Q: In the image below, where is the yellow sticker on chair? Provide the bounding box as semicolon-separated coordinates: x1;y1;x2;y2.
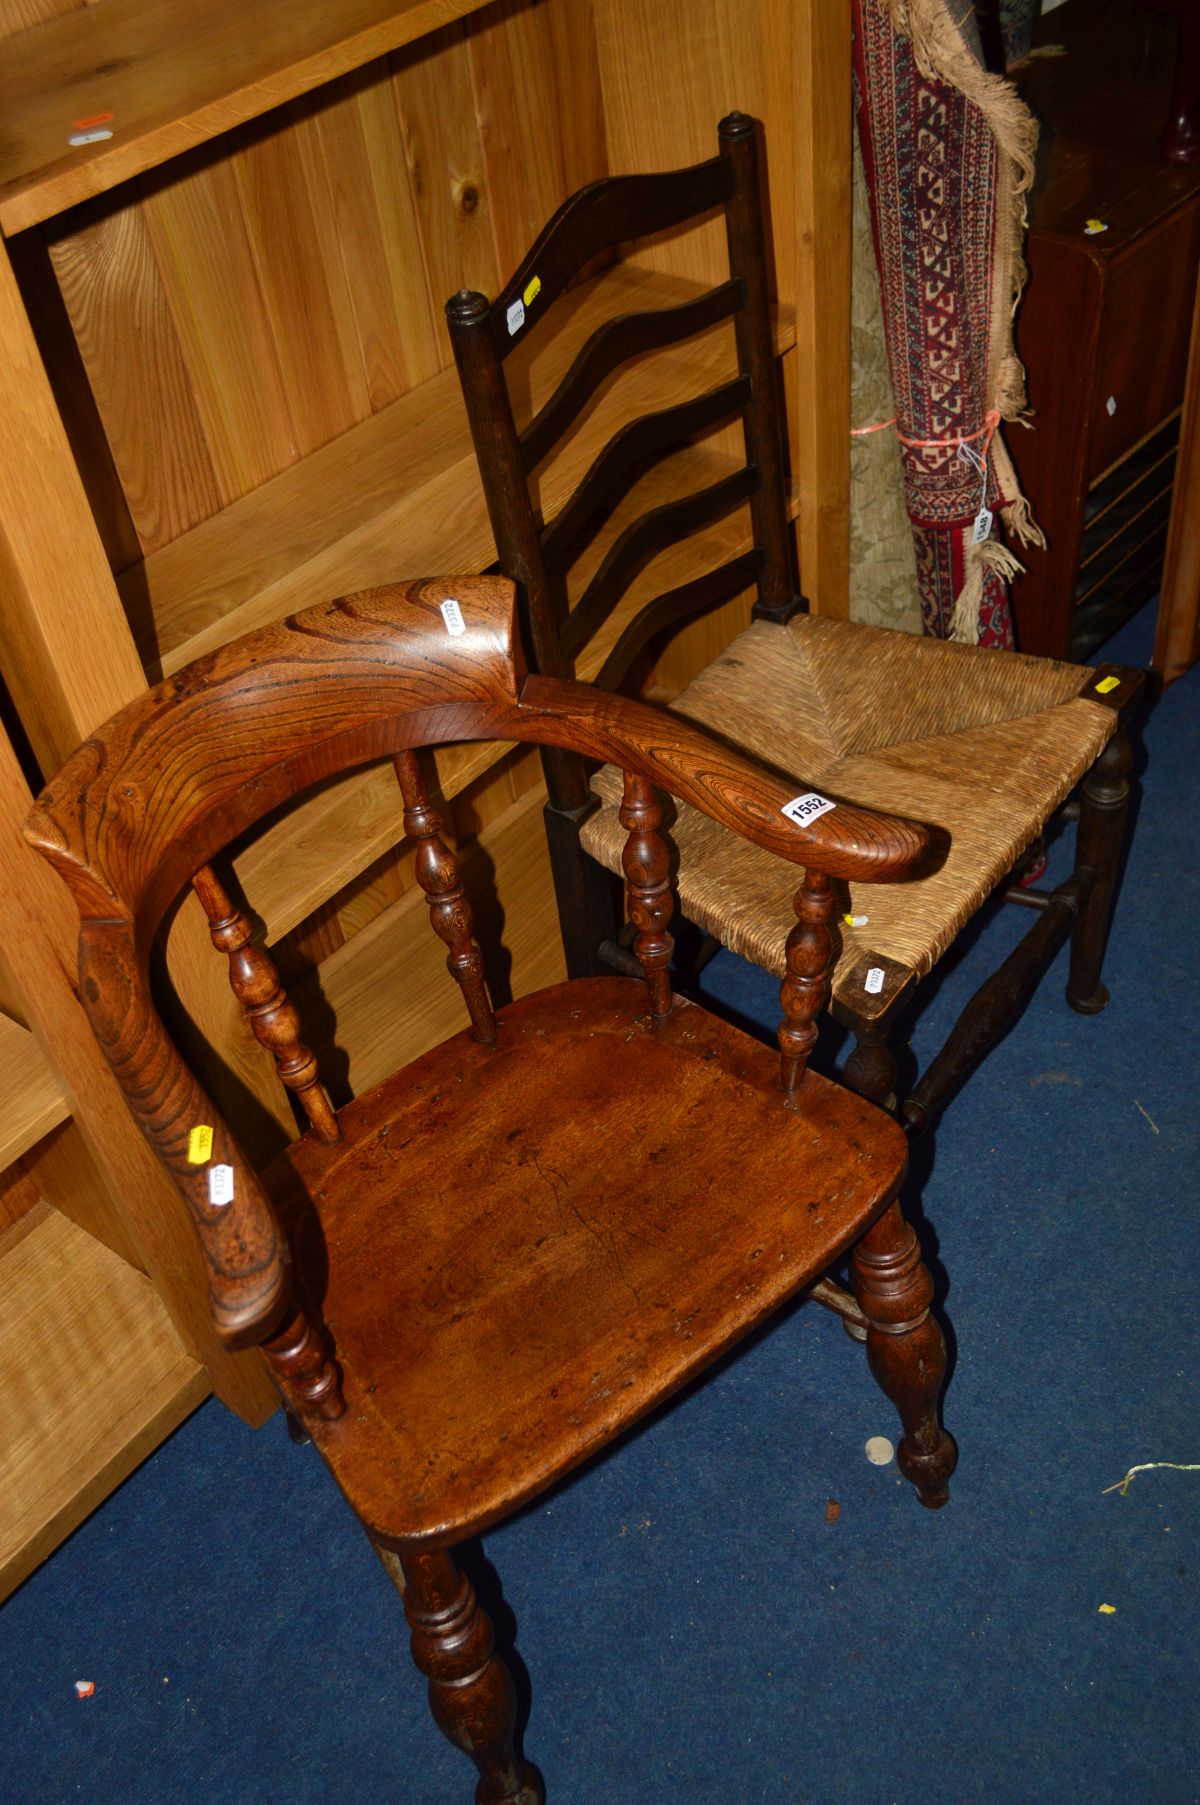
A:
523;274;542;307
187;1124;214;1165
1094;675;1120;694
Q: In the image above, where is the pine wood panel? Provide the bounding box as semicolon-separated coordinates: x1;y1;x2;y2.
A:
131;152;300;515
542;0;608;198
465;0;574;280
0;0;499;234
4;186;141;576
45;196;223;555
44;6;596;559
592;0;768;289
0;1011;70;1172
23;1119;143;1268
390;20;502;362
311;67;442;409
232;101;370;458
788;0;851;617
0;238;149;771
0;0;88;37
0;1203;209;1601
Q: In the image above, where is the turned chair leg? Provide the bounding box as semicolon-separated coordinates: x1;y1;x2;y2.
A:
1067;729;1133;1015
853;1202;956;1510
386;1544;542;1805
843;1021;898;1111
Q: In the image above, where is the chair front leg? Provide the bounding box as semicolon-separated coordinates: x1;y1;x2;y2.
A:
1067;728;1133;1015
853;1202;956;1510
391;1545;542;1805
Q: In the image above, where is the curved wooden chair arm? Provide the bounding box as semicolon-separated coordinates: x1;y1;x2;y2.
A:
515;674;932;883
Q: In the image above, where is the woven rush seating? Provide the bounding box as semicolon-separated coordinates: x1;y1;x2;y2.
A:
582;614;1116;1012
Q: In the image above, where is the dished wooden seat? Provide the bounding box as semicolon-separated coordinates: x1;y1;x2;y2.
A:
582;615;1117;1007
268;977;906;1550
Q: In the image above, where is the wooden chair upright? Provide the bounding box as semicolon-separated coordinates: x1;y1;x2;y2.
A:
28;574;953;1804
447;112;1144;1131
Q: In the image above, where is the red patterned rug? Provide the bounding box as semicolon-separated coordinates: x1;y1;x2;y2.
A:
852;0;1045;646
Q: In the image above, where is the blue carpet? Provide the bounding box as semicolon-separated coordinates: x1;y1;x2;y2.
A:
4;605;1197;1805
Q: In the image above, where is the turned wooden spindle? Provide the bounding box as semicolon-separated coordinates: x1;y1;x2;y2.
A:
401;1550;542;1804
618;771;674;1017
191;864;340;1142
778;868;834;1093
393;751;497;1043
263;1304;345;1423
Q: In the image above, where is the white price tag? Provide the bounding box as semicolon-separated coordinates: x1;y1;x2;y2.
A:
506;297;525;336
781;792;835;827
208;1164;235;1207
864;967;885;996
440;597;466;637
971;507;993;545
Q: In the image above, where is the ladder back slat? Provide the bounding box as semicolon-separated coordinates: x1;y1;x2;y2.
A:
539;376;751;579
593;548;764;693
519;280;744;475
493;156;734;361
562;464;759;665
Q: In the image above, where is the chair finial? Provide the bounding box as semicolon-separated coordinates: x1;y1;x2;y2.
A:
445;289;492;327
719;111;756;141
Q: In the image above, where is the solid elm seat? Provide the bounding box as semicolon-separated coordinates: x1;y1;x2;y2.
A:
582;615;1118;1003
268;977;906;1550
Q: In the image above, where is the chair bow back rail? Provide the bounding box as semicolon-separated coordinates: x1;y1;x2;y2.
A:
27;574;953;1804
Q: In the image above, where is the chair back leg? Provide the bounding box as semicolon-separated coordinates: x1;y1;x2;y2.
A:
1067;728;1134;1015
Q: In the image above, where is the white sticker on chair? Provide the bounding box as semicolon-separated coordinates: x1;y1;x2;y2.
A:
864;967;885;995
208;1164;235;1207
781;792;835;827
440;597;466;636
506;297;525;336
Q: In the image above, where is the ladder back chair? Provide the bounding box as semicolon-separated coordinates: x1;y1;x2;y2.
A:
448;112;1144;1132
29;575;953;1805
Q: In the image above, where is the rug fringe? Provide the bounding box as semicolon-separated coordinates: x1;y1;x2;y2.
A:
950;534;1026;645
1000;494;1047;552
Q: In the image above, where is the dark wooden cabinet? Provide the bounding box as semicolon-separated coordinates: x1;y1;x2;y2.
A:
1009;0;1200;658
